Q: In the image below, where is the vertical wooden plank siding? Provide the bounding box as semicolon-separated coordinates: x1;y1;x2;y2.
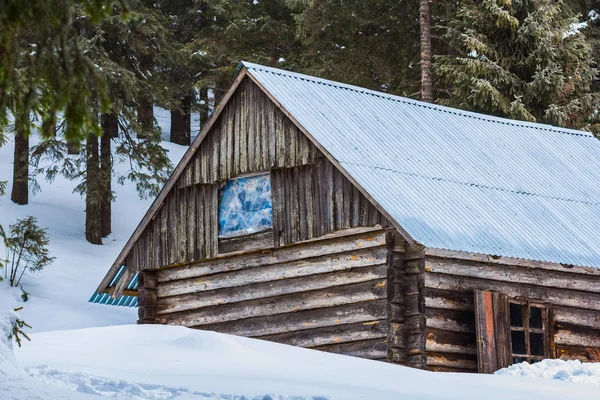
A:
272;160;385;246
176;77;318;189
474;290;498;373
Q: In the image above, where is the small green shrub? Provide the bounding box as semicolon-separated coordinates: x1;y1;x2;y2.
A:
4;216;55;287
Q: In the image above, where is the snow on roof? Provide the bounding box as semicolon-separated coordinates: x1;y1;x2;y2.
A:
243;61;600;268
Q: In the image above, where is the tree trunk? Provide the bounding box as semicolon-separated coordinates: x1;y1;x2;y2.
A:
138;54;154;139
138;97;154;139
170;93;192;146
85;133;102;245
11;126;29;205
419;0;433;103
100;113;117;238
199;87;209;132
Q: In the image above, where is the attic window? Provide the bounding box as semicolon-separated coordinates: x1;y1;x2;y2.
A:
218;173;272;238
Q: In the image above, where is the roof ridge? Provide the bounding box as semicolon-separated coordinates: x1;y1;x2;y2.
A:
342;161;600;207
243;62;594;139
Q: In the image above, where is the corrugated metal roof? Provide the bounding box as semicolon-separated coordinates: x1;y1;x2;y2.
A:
89;267;139;307
243;61;600;268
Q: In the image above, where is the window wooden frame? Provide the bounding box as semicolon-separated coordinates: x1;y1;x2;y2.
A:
508;300;550;364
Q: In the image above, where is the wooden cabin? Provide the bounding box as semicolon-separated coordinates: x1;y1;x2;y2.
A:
92;62;600;373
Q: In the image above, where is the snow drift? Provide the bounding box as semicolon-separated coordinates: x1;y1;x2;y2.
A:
13;324;600;400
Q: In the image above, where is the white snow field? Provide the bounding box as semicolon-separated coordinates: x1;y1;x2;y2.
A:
13;324;600;400
1;132;599;399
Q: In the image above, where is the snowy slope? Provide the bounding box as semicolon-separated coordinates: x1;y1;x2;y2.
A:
0;133;187;332
14;324;600;400
0;289;99;400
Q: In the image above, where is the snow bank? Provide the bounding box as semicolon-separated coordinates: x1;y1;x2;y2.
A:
0;287;98;399
14;324;599;400
496;359;600;385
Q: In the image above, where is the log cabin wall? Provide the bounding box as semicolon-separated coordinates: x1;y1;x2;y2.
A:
123;75;397;359
417;250;600;372
153;228;391;360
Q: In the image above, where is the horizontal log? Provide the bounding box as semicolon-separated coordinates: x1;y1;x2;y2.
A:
198;299;387;337
218;230;274;254
425;259;600;294
555;345;599;362
258;320;387;348
157;279;387;327
157;230;386;282
425;308;475;334
425;248;600;276
425;328;477;355
554;327;600;348
301;226;387;243
157;265;387;314
158;247;387;297
314;338;387;360
424;273;600;311
425;365;477;373
426;353;478;370
553;306;600;330
423;288;474;312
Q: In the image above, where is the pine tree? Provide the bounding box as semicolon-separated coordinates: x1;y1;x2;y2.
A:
158;0;208;146
29;2;173;244
293;0;422;96
5;216;55;287
436;0;600;131
0;1;130;143
194;0;303;100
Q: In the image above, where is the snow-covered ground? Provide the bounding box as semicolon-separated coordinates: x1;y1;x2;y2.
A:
1;131;600;399
13;324;600;400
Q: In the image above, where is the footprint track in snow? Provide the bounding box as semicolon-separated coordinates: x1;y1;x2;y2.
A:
26;366;328;400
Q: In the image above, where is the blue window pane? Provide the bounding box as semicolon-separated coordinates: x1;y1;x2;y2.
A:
218;174;272;238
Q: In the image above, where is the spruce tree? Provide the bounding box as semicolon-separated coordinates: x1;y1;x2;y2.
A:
293;0;422;96
194;0;303;100
30;1;173;244
436;0;599;131
0;1;129;143
157;0;209;146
